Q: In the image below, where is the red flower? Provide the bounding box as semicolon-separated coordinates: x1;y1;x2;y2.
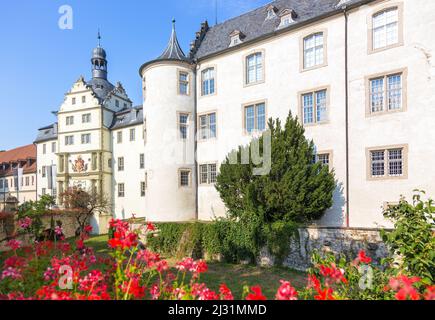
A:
276;280;298;300
146;222;156;232
219;284;234;300
314;287;335;300
424;286;435;301
246;286;267;300
387;275;421;300
7;239;22;251
354;250;372;265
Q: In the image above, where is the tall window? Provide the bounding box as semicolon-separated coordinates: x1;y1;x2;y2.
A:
51;142;56;153
303;33;324;69
82;113;91;123
369;73;403;114
118;183;125;197
130;128;136;141
65;135;74;145
179;170;191;187
246;52;263;84
199;113;217;140
43;144;46;154
178;113;189;140
118;157;124;171
199;164;217;185
301;89;328;125
81;133;91;144
82;96;86;103
244;103;266;134
66;116;74;126
140;182;146;197
369;147;406;179
0;180;3;189
202;68;215;96
117;131;123;144
372;7;399;51
72;97;76;105
179;72;189;95
42;166;46;178
139;154;145;169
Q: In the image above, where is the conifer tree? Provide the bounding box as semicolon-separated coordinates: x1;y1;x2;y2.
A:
216;111;336;223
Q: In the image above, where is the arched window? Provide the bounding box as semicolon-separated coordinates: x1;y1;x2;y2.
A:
201;68;215;96
372;7;399;50
303;32;324;69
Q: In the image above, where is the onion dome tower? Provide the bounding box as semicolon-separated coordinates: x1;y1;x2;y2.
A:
139;20;196;222
88;31;115;101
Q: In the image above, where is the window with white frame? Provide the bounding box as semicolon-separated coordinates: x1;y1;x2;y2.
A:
178;113;189;140
244;103;266;134
82;113;91;123
199;112;216;140
139;154;145;169
42;166;46;178
370;148;405;178
302;89;328;125
130;128;136;141
51;142;56;153
65;135;74;145
81;133;91;144
66;116;74;126
118;157;124;171
246;52;263;84
118;183;125;197
303;33;324;69
72;97;76;105
199;163;217;185
140;182;146;197
179;72;189;95
117;131;123;144
372;7;399;50
314;153;331;170
370;73;403;114
82;96;86;104
202;68;215;96
43;144;46;154
179;169;191;187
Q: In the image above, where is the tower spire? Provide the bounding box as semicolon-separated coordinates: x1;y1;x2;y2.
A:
91;30;108;79
97;29;101;47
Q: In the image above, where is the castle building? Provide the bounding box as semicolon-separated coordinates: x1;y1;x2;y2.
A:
35;0;435;232
0;145;37;210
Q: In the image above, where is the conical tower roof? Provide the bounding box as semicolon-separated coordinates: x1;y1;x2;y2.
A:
158;19;189;61
139;20;191;76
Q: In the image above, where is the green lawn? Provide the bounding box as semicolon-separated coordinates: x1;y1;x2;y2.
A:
85;235;307;299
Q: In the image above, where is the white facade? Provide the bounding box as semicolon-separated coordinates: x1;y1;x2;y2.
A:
33;0;435;232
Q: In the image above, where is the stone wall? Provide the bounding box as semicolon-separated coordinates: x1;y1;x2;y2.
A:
258;227;390;271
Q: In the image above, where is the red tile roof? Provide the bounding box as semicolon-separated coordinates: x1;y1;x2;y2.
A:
0;144;36;177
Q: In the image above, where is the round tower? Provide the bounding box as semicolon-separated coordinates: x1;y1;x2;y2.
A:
139;20;196;222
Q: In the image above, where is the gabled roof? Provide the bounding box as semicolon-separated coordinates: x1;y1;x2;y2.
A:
0;145;37;177
34;123;58;144
110;105;143;130
193;0;375;59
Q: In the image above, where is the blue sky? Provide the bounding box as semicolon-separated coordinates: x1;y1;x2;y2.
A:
0;0;269;151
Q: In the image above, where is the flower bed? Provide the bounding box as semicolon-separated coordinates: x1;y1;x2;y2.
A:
0;219;433;300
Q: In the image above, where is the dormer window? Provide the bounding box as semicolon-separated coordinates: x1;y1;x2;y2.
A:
266;5;278;20
229;30;245;47
278;9;297;28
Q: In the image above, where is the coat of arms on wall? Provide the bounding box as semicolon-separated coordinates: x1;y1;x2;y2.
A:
72;156;88;173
